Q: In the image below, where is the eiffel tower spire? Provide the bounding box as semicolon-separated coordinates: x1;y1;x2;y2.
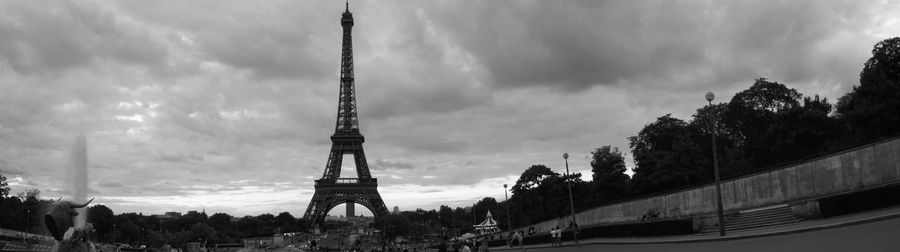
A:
335;0;358;135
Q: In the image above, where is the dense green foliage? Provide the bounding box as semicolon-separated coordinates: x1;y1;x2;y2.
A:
586;146;630;205
837;37;900;142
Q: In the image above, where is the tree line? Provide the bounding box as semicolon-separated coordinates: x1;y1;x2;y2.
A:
0;189;309;247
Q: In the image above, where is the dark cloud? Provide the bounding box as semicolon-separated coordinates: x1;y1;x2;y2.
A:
0;160;26;176
0;0;168;75
112;0;336;80
423;0;878;91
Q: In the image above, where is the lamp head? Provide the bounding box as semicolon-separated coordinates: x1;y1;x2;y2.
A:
563;153;569;159
705;92;715;102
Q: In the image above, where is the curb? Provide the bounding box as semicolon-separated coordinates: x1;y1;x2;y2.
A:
489;210;900;250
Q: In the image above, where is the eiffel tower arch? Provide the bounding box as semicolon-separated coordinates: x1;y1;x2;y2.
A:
302;2;389;227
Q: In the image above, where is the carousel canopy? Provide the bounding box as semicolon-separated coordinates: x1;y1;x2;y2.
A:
474;211;499;230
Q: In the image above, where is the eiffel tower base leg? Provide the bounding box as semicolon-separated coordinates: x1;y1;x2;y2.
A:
302;180;389;228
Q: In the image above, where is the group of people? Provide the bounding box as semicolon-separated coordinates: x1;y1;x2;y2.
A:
548;226;563;247
439;238;489;252
441;224;579;251
462;238;491;252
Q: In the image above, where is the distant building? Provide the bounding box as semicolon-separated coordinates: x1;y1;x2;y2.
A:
392;206;399;214
152;211;182;221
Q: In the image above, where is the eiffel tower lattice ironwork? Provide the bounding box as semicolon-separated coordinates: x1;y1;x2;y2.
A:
302;2;389;226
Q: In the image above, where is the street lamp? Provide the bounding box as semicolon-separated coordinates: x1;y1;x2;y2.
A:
438;210;444;241
503;184;511;233
563;153;579;245
471;203;476;233
706;92;726;236
25;209;30;235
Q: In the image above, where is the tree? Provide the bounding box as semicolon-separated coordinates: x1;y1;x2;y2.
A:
769;95;844;161
837;37;900;141
377;214;411;245
190;223;217;243
0;196;23;231
587;146;630;204
690;103;751;178
116;220;142;244
0;170;8;199
274;212;296;233
88;205;115;242
16;188;41;201
235;216;265;238
724;78;802;168
511;165;559;195
629;114;708;195
207;213;235;242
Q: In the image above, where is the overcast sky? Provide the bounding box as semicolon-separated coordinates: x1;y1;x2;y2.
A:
1;0;898;217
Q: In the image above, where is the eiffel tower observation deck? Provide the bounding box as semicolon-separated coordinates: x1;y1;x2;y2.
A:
302;2;389;227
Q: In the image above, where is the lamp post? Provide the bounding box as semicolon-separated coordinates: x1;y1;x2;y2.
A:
706;92;726;236
563;153;579;244
438;209;444;241
25;209;30;234
503;184;511;234
472;203;476;233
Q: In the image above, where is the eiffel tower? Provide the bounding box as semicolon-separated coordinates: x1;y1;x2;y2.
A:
302;2;389;226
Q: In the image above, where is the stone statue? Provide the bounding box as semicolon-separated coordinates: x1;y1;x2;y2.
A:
44;198;94;241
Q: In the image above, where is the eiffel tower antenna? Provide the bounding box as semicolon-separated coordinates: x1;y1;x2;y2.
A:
303;2;389;229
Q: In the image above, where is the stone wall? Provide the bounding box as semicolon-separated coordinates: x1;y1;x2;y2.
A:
517;136;900;233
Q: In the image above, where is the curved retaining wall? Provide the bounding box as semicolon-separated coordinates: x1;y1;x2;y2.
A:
518;136;900;233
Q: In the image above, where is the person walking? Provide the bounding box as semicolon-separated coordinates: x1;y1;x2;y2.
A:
551;227;561;247
512;231;525;252
548;227;555;247
567;221;581;246
478;238;490;252
461;242;471;252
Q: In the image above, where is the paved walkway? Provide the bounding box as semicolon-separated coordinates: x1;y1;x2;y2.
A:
489;205;900;250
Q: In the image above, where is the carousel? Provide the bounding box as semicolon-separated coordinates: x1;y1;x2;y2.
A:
473;211;501;235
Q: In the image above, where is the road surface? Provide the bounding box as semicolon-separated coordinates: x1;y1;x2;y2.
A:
497;216;900;252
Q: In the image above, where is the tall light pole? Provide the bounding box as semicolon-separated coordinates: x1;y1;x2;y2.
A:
472;203;476;233
25;209;30;235
563;153;579;244
503;184;511;234
706;92;726;236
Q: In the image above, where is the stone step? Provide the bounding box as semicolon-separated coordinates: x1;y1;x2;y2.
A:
727;216;801;227
697;220;804;235
700;205;805;234
731;212;794;220
734;210;795;220
725;217;802;230
737;207;793;217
